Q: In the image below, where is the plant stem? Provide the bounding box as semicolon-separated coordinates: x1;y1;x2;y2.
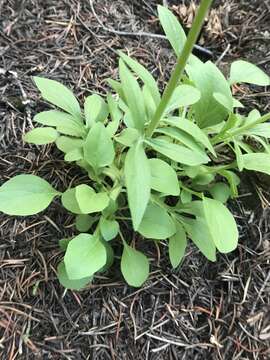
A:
213;112;270;145
146;0;213;137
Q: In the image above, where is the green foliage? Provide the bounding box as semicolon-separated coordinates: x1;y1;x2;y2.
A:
169;222;187;268
229;60;270;86
1;3;270;289
23;127;59;145
124;142;151;230
121;242;149;287
64;233;106;279
0;175;59;215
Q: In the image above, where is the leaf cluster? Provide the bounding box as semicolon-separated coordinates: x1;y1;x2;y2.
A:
1;6;270;289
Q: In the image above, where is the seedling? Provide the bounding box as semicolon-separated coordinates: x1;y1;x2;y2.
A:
1;0;270;289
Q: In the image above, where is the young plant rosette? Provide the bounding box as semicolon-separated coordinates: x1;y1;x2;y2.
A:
0;1;270;289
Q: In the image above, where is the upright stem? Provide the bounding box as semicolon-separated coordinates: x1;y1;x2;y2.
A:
146;0;213;137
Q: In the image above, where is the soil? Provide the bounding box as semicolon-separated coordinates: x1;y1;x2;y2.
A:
0;0;270;359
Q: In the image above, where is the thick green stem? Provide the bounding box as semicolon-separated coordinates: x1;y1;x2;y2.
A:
146;0;213;137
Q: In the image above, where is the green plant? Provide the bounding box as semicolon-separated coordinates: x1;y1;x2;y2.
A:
1;0;270;289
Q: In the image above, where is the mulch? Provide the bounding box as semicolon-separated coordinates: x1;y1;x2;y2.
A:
0;0;270;359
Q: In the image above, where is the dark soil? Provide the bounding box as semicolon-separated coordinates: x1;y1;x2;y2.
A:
0;1;270;359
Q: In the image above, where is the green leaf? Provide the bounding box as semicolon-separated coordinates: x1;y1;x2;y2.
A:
158;5;186;57
23;127;58;145
121;243;149;287
192;172;215;186
83;122;115;170
245;123;270;138
75;184;109;214
138;202;176;240
165;85;201;113
34;110;85;137
115;128;140;147
186;61;233;128
146;138;209;166
33;77;81;120
100;217;119;241
213;92;234;111
143;85;157;120
164;117;216;156
209;183;231;203
106;94;121;136
119;51;160;105
219;170;240;198
75;214;95;232
149;158;179;195
234;141;244;171
246;109;261;125
64;148;83;162
0;175;59;216
182;217;216;261
84;94;109;127
230;60;270;86
59;238;72;251
100;242;115;272
56;136;84;154
124;142;151;230
169;222;187;268
156;127;206;154
61;188;82;214
203;197;238;253
119;59;146;132
242;153;270;175
180;189;192;204
64;233;107;279
107;79;126;101
57;261;92;290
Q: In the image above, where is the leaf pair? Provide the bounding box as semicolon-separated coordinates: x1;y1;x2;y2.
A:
180;198;238;260
62;184;109;214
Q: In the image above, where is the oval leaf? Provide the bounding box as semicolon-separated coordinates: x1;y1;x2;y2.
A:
0;175;59;216
209;183;231;203
64;233;107;279
183;217;216;261
149;158;180;196
75;214;95;232
61;188;82;214
242;153;270;175
186;61;233;128
158;5;186;56
146;138;209;166
56;136;84;154
124;142;151;230
57;261;92;290
34;110;85;137
33;77;81;120
100;217;119;241
169;222;187;268
84;94;109;127
121;243;149;287
119;60;146;132
23;127;58;145
230;60;270;86
75;184;109;214
166;85;201;113
203;197;238;253
83;122;115;170
138;202;176;240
